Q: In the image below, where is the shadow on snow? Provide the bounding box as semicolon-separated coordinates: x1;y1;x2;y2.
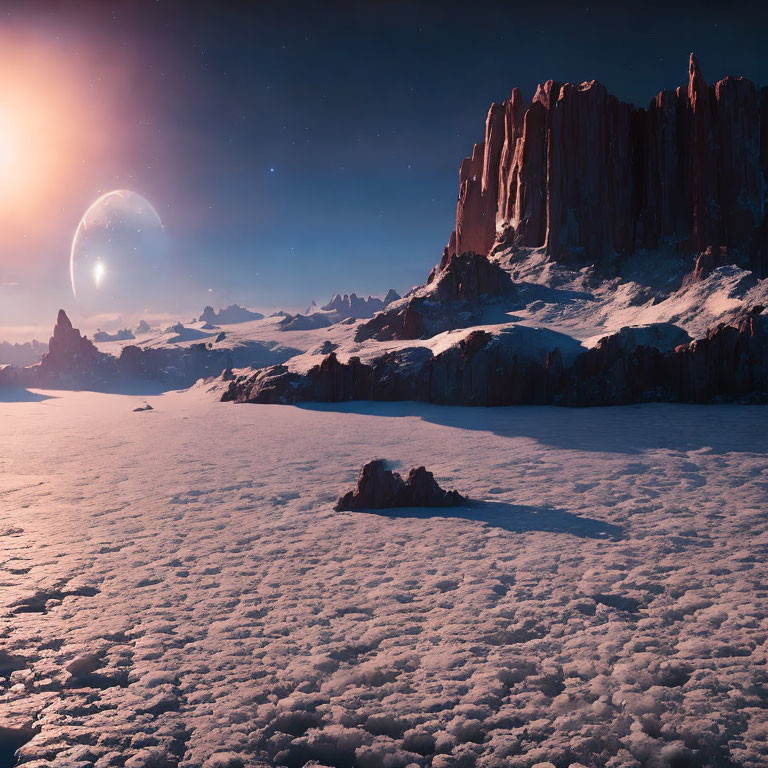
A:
0;388;58;403
297;400;767;455
348;500;623;540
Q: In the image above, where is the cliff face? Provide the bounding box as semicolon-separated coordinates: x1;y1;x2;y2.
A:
449;55;768;276
222;309;768;408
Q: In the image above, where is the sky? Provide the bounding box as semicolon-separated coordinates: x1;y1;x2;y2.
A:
2;0;768;339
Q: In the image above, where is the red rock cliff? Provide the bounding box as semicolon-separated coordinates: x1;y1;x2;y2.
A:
449;55;768;275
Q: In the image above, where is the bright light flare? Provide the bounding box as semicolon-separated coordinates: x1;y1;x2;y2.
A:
93;260;105;287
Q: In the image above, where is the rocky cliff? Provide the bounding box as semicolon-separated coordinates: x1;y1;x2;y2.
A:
222;308;768;408
449;55;768;276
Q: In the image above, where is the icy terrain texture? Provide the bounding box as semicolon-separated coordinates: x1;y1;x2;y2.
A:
1;389;767;767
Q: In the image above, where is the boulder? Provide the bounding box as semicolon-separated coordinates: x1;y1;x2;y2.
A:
335;460;468;511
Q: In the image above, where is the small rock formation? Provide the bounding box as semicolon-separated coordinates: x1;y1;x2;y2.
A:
427;250;515;301
315;340;338;355
448;55;768;277
164;323;212;343
320;290;400;320
356;252;513;342
691;246;732;281
133;404;153;412
199;304;264;324
135;319;152;334
335;459;468;510
93;328;135;342
277;313;333;331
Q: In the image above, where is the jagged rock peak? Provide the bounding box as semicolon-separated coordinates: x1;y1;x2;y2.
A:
49;310;91;353
42;309;101;374
688;52;703;100
449;55;768;277
53;309;73;334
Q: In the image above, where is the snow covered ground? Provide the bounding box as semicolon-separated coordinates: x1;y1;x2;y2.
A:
1;389;767;767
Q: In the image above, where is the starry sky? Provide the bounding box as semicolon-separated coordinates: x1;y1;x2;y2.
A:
2;0;768;337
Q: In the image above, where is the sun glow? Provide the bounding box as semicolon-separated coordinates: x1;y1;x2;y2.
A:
0;26;122;260
0;116;17;182
0;57;76;216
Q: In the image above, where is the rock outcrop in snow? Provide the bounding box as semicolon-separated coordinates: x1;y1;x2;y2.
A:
321;290;400;319
93;328;135;343
335;459;467;510
222;310;768;407
38;310;109;384
562;310;768;405
449;55;768;277
278;313;333;331
199;304;264;324
278;290;402;332
356;252;514;342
